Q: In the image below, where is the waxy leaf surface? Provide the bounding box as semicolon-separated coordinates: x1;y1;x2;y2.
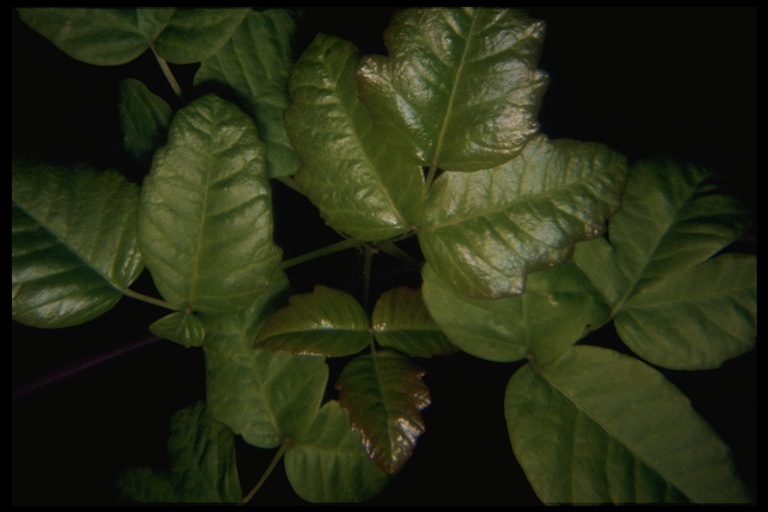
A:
119;78;172;164
137;94;282;314
337;351;430;474
254;286;370;357
119;402;242;503
12;162;143;328
195;9;300;178
358;7;548;171
149;311;205;348
203;273;328;449
419;135;627;299
18;8;248;66
371;286;457;357
505;346;750;504
285;34;424;241
285;401;390;503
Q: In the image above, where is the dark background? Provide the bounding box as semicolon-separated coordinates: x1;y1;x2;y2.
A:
12;7;756;505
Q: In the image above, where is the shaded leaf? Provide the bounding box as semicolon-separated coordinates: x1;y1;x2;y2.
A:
137;94;282;314
285;401;390;503
119;402;242;503
255;285;371;357
119;78;172;164
12;161;143;328
195;9;300;178
422;262;609;364
504;346;750;504
358;7;548;171
337;351;430;474
371;286;457;357
419;135;627;299
202;273;329;449
149;311;205;348
285;33;424;241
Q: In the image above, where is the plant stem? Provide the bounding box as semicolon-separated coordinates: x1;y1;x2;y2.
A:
376;240;422;270
362;243;377;315
280;238;364;270
152;48;184;102
120;287;178;311
239;443;288;506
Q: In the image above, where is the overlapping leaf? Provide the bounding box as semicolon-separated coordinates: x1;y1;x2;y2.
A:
202;273;329;449
285;34;425;241
118;402;242;503
371;286;457;357
337;351;430;474
12;161;143;328
17;8;248;66
419;135;627;299
422;262;610;364
505;346;750;504
195;9;300;178
358;7;548;172
149;311;205;348
285;401;390;503
137;94;282;314
254;286;371;357
119;78;172;164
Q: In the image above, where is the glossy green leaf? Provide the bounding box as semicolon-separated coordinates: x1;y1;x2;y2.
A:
149;311;205;348
285;34;424;241
203;273;329;449
371;286;457;357
358;7;548;171
195;9;300;178
152;9;250;64
505;346;750;504
422;262;610;364
12;161;143;328
419;135;627;299
255;285;371;357
137;94;282;314
119;402;242;503
119;78;172;164
574;160;755;369
285;401;390;503
337;351;430;474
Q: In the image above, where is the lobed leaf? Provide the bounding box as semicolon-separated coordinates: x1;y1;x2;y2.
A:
118;78;173;164
12;161;143;328
285;33;425;241
285;401;390;503
149;311;205;348
505;346;751;504
371;286;457;357
137;94;282;314
254;286;371;357
358;7;548;172
419;135;627;299
336;351;430;474
195;9;300;178
118;402;242;503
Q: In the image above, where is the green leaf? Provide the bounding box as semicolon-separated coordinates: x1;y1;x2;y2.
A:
419;135;627;299
119;78;173;164
371;286;457;357
12;161;143;328
358;7;548;172
504;346;751;504
195;9;300;178
337;351;430;474
574;160;755;369
422;262;610;364
137;94;282;314
285;401;390;503
149;311;205;348
285;34;425;241
202;273;329;449
118;402;242;503
254;285;371;357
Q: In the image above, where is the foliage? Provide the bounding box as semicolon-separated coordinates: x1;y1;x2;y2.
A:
12;7;755;505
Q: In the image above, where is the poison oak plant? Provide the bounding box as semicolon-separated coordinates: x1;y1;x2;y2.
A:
12;7;756;505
